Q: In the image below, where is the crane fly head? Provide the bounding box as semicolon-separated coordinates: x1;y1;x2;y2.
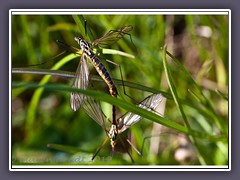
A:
74;37;91;51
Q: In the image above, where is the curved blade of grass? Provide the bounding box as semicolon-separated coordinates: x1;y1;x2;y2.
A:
12;67;76;79
162;47;191;129
166;50;226;132
72;15;94;42
162;46;207;165
101;48;135;59
12;67;222;122
12;67;165;94
47;23;77;32
24;54;77;143
13;81;226;143
215;89;228;101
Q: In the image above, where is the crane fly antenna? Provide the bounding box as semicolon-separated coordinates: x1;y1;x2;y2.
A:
26;50;69;67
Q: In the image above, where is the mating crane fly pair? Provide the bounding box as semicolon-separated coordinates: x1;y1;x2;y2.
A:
66;25;165;161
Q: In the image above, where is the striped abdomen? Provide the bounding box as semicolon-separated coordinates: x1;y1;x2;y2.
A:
77;38;118;97
90;55;118;97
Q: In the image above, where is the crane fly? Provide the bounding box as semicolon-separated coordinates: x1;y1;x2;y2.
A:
67;25;133;111
81;93;165;162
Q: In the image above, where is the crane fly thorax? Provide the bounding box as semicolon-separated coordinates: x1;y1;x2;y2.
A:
108;124;118;141
108;124;118;148
80;39;92;56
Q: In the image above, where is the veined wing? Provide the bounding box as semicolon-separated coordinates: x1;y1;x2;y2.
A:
82;95;106;129
70;54;89;111
91;25;133;47
117;93;165;134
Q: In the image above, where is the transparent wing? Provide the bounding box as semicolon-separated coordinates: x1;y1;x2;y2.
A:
70;54;89;111
91;25;133;48
82;96;106;128
117;93;165;134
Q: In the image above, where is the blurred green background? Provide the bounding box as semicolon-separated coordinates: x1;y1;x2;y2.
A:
11;14;229;166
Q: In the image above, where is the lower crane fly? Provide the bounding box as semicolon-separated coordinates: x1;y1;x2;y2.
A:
81;93;165;162
67;25;133;111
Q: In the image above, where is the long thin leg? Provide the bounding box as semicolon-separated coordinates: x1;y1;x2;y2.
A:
140;132;184;156
126;139;141;156
92;136;109;161
105;59;139;104
118;136;134;163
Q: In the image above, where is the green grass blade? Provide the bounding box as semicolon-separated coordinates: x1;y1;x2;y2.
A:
24;54;77;144
13;81;226;143
72;15;94;41
162;46;207;165
166;50;226;132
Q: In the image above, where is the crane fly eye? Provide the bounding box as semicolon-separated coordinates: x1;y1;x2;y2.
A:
74;37;81;44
